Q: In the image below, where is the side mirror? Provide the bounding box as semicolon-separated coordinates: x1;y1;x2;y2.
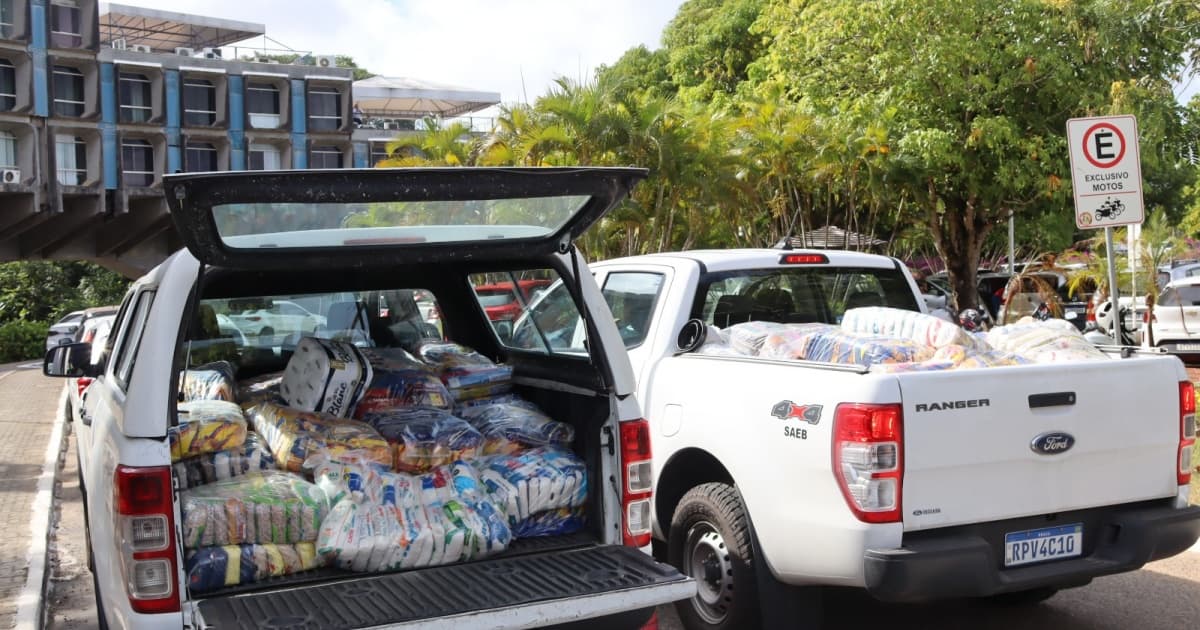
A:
676;319;708;354
43;342;97;378
66;325;80;334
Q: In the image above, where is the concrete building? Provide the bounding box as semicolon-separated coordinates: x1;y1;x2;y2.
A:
0;1;499;275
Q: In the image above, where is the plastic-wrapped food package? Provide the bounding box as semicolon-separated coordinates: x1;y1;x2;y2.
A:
985;320;1107;362
513;506;586;538
360;407;483;473
956;350;1033;369
760;326;935;366
281;337;373;418
180;471;330;549
238;372;284;410
309;452;385;505
181;361;237;402
173;433;276;489
867;344;1030;373
247;401;392;473
186;542;322;594
458;400;574;455
170;400;248;462
841;307;989;351
414;342;513;401
355;348;453;415
448;461;513;556
478;448;587;535
726;321;789;355
419;465;510;562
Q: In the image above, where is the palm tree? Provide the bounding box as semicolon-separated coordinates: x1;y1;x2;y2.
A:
379;118;477;167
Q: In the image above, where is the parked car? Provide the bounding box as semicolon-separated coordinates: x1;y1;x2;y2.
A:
43;167;693;629
474;279;553;322
226;298;326;338
45;310;85;351
66;314;116;425
1144;277;1200;357
562;248;1197;629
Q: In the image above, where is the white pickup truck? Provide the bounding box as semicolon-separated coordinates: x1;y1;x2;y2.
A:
43;167;693;629
555;247;1200;629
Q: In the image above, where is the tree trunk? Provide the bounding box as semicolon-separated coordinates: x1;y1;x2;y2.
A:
928;185;995;315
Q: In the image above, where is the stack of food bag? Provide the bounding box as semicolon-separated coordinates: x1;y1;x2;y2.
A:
173;433;276;489
186;542;322;594
868;343;1031;373
758;324;935;366
170;400;248;462
181;361;238;402
180;470;331;591
281;338;373;418
358;407;483;472
315;460;512;572
985;319;1108;362
457;397;574;455
352;348;453;419
478;447;588;537
841;307;988;351
246;401;392;472
726;321;789;355
414;342;513;402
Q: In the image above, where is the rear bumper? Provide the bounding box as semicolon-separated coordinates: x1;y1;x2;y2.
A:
864;502;1200;603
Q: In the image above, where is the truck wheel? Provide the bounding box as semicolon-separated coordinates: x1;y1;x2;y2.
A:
669;483;760;630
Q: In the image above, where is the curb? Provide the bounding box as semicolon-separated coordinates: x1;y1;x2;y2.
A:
14;387;68;630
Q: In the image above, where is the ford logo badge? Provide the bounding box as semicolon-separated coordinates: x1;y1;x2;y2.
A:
1031;432;1075;455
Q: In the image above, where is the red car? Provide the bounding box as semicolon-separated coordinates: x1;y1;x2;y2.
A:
474;279;552;322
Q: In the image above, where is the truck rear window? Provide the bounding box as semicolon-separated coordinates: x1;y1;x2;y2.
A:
696;266;919;328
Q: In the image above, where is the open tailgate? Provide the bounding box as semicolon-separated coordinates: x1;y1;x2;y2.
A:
898;355;1186;532
195;545;691;629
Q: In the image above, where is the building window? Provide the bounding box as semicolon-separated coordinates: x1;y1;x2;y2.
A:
307;86;341;131
118;73;152;123
183;78;216;126
0;0;14;39
56;135;86;185
0;58;13;111
0;130;15;170
310;145;342;169
121;138;153;186
369;141;389;166
185;141;217;172
52;65;84;117
248;143;280;170
246;82;280;129
50;0;81;48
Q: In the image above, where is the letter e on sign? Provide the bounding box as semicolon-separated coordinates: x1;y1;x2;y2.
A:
1066;115;1144;230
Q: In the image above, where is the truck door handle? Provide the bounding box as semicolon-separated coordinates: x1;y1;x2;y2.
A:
1029;392;1076;408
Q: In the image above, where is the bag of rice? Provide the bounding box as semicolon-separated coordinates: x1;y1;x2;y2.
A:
170;400;247;462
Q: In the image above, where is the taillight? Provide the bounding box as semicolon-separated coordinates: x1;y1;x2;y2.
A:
75;376;94;398
1179;382;1195;486
82;328;97;344
619;419;653;547
833;403;903;523
1086;300;1096;322
115;465;179;613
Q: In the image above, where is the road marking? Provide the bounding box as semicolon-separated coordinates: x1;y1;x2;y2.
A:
17;362;40;370
14;389;67;630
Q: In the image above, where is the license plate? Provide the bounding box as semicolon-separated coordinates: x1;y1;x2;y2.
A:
1176;344;1200;351
1003;524;1082;567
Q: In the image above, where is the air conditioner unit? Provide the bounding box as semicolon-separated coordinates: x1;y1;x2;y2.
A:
130;44;151;53
315;54;337;69
175;47;195;57
202;47;222;59
110;38;127;50
1;169;21;184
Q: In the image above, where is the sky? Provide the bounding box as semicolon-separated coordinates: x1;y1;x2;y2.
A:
156;0;686;108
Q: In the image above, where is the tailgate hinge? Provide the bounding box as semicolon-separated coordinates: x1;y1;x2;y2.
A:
601;425;615;456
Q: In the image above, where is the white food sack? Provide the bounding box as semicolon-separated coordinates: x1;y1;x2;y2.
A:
281;337;374;418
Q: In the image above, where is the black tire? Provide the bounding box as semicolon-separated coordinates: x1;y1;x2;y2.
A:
978;587;1059;607
668;483;760;630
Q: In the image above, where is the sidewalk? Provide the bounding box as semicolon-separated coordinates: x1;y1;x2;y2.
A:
0;368;65;628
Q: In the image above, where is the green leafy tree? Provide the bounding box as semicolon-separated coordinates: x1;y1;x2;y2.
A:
749;0;1200;310
662;0;767;104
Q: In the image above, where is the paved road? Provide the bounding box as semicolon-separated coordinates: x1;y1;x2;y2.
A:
24;363;1200;629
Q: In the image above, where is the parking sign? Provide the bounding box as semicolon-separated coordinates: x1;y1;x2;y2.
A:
1066;115;1144;230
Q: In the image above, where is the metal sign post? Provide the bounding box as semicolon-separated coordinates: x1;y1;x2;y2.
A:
1066;115;1145;344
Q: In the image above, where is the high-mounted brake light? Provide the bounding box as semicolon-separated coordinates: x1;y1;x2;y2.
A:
833;403;903;523
780;253;829;265
1179;382;1195;486
620;419;653;548
115;465;179;614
